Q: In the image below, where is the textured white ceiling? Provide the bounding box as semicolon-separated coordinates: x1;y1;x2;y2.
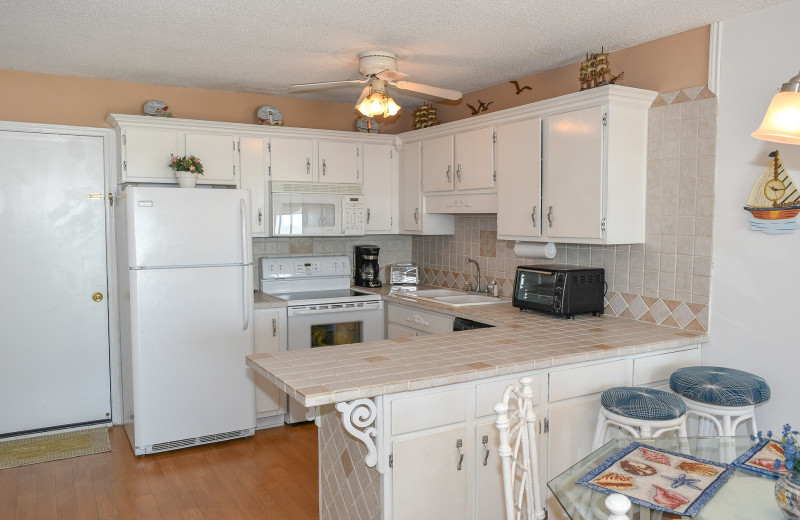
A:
0;0;788;108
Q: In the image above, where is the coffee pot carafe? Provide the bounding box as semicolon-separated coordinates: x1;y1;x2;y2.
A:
354;245;381;288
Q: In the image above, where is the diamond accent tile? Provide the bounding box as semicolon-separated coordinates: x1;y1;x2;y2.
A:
629;296;649;319
671;302;695;329
650;299;671;323
609;293;628;315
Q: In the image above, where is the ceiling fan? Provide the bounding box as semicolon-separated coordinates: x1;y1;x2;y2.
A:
289;51;463;117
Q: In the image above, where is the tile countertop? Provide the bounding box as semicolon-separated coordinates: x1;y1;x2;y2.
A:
246;285;707;407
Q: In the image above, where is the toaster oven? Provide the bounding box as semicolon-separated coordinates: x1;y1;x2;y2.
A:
512;266;605;318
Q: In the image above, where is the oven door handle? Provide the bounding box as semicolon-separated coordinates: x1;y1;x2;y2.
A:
289;302;382;315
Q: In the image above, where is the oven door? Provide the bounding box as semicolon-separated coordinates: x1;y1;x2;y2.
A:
284;300;384;423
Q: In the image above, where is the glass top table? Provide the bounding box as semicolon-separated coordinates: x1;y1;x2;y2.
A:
548;437;784;519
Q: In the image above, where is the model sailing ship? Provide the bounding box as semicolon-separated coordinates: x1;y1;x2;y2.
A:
580;48;624;90
744;150;800;234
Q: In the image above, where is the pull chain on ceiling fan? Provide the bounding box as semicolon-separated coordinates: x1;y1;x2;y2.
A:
289;51;462;118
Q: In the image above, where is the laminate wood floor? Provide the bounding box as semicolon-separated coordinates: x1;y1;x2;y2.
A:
0;424;319;520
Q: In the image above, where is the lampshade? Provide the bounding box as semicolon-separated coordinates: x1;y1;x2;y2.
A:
752;71;800;145
356;80;401;118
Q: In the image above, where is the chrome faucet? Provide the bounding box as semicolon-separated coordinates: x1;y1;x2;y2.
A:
465;258;482;293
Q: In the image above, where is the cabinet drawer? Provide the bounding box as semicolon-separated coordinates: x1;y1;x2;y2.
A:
633;348;701;386
392;388;467;435
387;304;454;335
476;374;541;418
549;360;628;402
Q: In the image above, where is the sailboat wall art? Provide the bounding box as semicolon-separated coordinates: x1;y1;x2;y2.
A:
744;150;800;234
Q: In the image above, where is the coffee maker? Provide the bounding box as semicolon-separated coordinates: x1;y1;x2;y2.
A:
354;245;381;287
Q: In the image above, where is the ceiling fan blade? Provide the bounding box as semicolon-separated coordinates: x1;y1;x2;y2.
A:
289;79;368;91
355;85;371;107
392;81;462;100
375;69;409;82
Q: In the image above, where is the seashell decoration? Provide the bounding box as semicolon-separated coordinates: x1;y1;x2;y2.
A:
143;100;172;117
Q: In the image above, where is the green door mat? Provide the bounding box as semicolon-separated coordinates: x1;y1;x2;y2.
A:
0;427;110;469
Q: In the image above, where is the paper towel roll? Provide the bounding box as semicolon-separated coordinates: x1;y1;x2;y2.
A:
513;241;557;259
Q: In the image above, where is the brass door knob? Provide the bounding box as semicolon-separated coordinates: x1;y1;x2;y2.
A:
92;292;104;302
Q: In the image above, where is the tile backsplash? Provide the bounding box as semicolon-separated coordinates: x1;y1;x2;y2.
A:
411;86;716;332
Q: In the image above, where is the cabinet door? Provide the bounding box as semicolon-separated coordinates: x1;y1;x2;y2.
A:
319;140;360;184
421;134;454;192
475;421;505;520
270;137;314;182
362;143;394;232
544;106;604;239
239;136;267;236
454;127;495;191
185;133;237;183
122;128;180;182
393;425;468;520
399;142;422;232
253;308;286;417
496;118;542;238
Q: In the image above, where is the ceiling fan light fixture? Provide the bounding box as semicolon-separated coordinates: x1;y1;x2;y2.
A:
356;84;401;118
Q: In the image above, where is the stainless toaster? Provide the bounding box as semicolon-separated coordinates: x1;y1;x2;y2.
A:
390;264;419;285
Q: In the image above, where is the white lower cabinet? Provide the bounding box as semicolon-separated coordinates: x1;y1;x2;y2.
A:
253;308;287;420
392;425;469;520
386;303;455;338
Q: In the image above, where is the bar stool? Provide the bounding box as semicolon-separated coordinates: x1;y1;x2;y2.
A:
592;386;688;450
669;366;771;437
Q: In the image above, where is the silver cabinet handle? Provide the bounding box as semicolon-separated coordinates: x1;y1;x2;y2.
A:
272;318;277;337
456;439;464;471
306;157;311;175
366;208;371;224
322;158;327;176
547;206;554;228
456;164;462;183
446;165;452;183
413;208;419;223
258;209;263;225
531;205;537;228
482;435;490;466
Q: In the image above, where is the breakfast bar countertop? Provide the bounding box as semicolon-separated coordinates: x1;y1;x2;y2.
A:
246;285;707;407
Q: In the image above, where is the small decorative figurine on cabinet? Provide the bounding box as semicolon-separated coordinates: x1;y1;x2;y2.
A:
257;105;284;126
143;100;172;117
579;48;624;90
412;104;440;129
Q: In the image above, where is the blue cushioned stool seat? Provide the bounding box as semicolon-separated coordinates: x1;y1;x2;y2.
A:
601;387;687;421
592;386;689;450
669;366;771;406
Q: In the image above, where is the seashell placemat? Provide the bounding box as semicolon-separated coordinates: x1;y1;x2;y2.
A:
733;439;788;479
576;442;735;517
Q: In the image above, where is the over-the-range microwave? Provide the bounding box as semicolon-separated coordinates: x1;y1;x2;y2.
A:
271;182;365;236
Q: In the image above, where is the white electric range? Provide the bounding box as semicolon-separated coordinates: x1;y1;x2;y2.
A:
259;255;384;423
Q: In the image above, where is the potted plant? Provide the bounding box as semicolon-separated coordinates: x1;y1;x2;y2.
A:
168;155;204;188
757;425;800;519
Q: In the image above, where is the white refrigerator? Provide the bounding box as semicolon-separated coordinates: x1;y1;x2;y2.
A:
117;187;255;455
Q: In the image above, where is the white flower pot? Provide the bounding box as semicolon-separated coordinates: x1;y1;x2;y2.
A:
175;171;198;188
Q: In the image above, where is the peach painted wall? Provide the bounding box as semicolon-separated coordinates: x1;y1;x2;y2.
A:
0;26;706;135
0;68;414;133
433;26;710;124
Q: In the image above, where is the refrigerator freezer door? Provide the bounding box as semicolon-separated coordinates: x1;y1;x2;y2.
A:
127;265;255;450
127;187;252;268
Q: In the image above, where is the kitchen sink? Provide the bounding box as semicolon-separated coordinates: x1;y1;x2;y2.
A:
432;294;506;306
409;289;466;297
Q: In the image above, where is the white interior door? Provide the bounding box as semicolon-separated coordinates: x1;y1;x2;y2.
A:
0;130;111;436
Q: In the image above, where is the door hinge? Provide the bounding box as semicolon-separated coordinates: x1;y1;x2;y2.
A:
267;141;271;153
601;217;607;231
122;134;126;145
390;149;393;159
123;160;127;172
233;165;236;176
493;171;497;182
357;148;360;157
492;131;497;143
237;139;240;152
108;193;114;206
233;141;236;151
544;417;550;433
268;165;272;177
602;113;608;127
389;453;393;468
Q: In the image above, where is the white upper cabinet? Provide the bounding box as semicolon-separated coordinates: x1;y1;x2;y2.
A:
239;136;268;237
119;128;180;183
184;133;238;183
318;140;361;184
496;117;543;239
544;106;604;240
269;137;314;182
421;128;495;193
399;142;454;235
362;143;394;233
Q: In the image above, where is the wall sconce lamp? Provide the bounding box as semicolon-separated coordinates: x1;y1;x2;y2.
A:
752;71;800;144
356;79;400;118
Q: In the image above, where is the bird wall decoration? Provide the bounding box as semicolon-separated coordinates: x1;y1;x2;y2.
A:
510;80;532;95
466;99;493;115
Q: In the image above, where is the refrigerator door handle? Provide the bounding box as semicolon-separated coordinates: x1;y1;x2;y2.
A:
240;199;248;264
242;265;250;331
